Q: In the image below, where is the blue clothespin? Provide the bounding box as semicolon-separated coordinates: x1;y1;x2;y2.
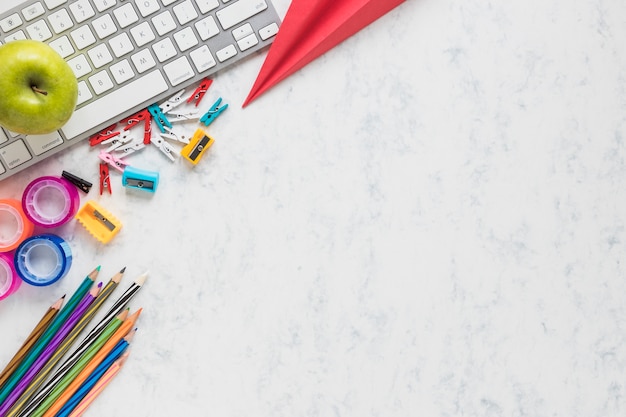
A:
147;103;172;133
199;97;228;127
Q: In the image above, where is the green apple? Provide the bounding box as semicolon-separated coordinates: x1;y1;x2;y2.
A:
0;39;78;135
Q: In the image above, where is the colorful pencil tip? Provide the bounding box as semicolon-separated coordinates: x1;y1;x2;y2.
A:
120;266;127;273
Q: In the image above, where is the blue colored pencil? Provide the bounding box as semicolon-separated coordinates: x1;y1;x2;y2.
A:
55;332;133;417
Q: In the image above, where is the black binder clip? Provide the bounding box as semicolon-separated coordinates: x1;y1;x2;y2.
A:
61;170;92;194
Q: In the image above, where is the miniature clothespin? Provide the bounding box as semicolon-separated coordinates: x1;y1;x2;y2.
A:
159;89;186;114
62;170;92;194
102;131;134;153
89;123;119;146
99;150;130;173
99;163;111;195
199;97;228;127
148;103;172;133
150;135;178;161
181;128;215;165
122;166;160;192
119;109;152;145
187;78;213;107
114;141;146;156
160;126;191;144
166;109;201;123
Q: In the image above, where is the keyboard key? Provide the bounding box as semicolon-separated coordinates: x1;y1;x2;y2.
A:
134;0;160;17
61;70;168;140
152;38;176;62
89;70;114;95
0;129;7;145
69;0;95;23
130;21;155;47
43;0;68;9
71;25;96;49
216;0;267;30
131;49;156;73
163;56;194;86
195;16;219;41
173;0;198;25
216;44;237;62
5;31;27;42
232;23;252;41
109;32;133;57
152;11;176;36
76;81;92;105
22;2;45;21
25;132;64;156
92;0;117;12
26;20;53;41
173;27;198;52
1;14;23;32
189;45;216;72
110;59;135;84
194;0;220;14
0;140;32;170
68;54;91;77
87;43;113;68
113;3;138;28
237;33;258;51
0;163;5;176
49;35;74;57
259;22;278;40
93;14;117;39
48;9;74;34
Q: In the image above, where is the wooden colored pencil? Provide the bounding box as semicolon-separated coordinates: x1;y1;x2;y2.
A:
56;332;134;417
40;309;141;417
27;309;134;417
16;271;142;417
5;269;125;417
0;296;64;389
66;352;130;417
0;267;100;406
0;286;98;416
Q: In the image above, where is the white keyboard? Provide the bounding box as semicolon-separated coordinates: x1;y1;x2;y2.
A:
0;0;280;181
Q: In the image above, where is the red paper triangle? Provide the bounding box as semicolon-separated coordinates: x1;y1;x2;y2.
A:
243;0;406;107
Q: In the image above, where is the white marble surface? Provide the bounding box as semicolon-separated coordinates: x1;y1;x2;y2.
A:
2;0;626;415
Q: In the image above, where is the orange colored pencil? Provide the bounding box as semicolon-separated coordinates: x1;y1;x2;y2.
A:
41;308;142;417
67;352;130;417
0;296;64;388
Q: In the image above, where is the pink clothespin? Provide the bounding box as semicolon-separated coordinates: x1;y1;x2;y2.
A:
98;150;130;173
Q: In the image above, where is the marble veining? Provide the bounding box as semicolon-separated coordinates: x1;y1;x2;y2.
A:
1;0;626;416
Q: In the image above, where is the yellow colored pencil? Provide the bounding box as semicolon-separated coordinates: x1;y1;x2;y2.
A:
5;268;125;417
67;352;130;417
40;308;142;417
0;296;64;389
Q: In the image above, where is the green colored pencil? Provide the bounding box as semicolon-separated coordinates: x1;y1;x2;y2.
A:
0;266;100;406
5;268;124;417
28;310;126;417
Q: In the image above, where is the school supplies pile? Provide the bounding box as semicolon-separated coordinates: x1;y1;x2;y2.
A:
91;77;227;195
0;266;146;417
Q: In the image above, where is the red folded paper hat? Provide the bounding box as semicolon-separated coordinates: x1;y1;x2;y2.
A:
243;0;406;107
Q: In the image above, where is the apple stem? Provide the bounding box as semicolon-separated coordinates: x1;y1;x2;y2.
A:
31;86;48;96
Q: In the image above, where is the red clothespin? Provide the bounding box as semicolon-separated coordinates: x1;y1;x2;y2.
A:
89;123;120;146
187;78;213;107
99;163;111;195
119;109;152;145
